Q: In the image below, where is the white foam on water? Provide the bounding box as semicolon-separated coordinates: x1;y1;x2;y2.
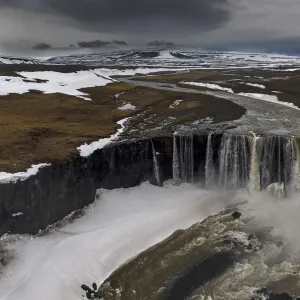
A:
0;182;233;300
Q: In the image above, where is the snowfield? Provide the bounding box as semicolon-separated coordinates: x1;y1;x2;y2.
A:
0;68;182;100
0;71;112;100
0;182;235;300
0;57;40;64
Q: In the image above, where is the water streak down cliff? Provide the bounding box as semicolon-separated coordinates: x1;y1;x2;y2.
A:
0;133;299;236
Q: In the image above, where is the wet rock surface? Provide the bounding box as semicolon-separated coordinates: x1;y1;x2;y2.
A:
93;210;261;300
252;288;298;300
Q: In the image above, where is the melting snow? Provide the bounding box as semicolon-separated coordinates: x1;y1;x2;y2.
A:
170;99;183;108
181;81;234;93
180;81;299;110
0;164;51;184
77;118;129;157
238;93;300;110
0;71;111;100
242;83;266;89
118;103;136;110
0;68;181;100
0;182;234;300
12;212;24;217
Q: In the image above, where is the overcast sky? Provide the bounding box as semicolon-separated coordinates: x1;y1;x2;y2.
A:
0;0;299;55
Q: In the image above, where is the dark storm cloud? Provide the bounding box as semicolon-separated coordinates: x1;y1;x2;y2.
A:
1;0;300;54
51;0;231;33
0;0;232;35
148;41;175;47
77;40;128;48
32;42;52;50
77;40;111;48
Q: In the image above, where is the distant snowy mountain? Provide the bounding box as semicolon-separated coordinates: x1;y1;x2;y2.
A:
0;56;41;64
47;48;300;69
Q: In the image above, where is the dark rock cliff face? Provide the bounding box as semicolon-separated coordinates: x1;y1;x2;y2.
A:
0;133;297;236
0;137;175;236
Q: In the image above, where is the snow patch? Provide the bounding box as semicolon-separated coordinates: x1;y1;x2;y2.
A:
12;213;24;217
181;81;234;93
170;99;183;108
242;83;266;89
77;118;129;157
238;93;300;110
0;68;180;100
118;103;136;110
0;163;51;184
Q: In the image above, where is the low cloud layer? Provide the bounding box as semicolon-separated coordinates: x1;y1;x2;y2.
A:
32;42;52;51
0;0;299;54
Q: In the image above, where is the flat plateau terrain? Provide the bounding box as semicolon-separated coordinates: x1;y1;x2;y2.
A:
0;65;299;172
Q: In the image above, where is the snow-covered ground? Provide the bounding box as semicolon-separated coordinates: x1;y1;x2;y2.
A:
182;81;299;110
47;49;300;69
181;81;234;93
170;99;183;108
0;71;111;100
0;68;183;100
0;57;40;65
0;164;50;184
0;182;236;300
117;103;136;110
77;118;129;157
238;92;300;110
242;83;266;89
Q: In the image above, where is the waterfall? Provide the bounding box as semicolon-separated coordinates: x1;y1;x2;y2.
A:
260;136;281;190
283;137;299;194
173;135;180;185
174;135;194;183
190;136;194;183
294;138;300;193
205;133;214;187
219;134;249;189
151;140;161;186
248;133;261;192
170;133;300;195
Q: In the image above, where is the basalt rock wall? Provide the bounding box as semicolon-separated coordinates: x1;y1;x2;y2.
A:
1;133;299;236
0;138;174;236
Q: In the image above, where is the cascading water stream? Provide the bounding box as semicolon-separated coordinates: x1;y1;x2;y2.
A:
283;137;300;194
151;140;161;186
205;133;214;187
219;134;250;189
173;135;194;184
294;138;300;193
169;133;300;195
173;135;180;185
248;133;261;192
